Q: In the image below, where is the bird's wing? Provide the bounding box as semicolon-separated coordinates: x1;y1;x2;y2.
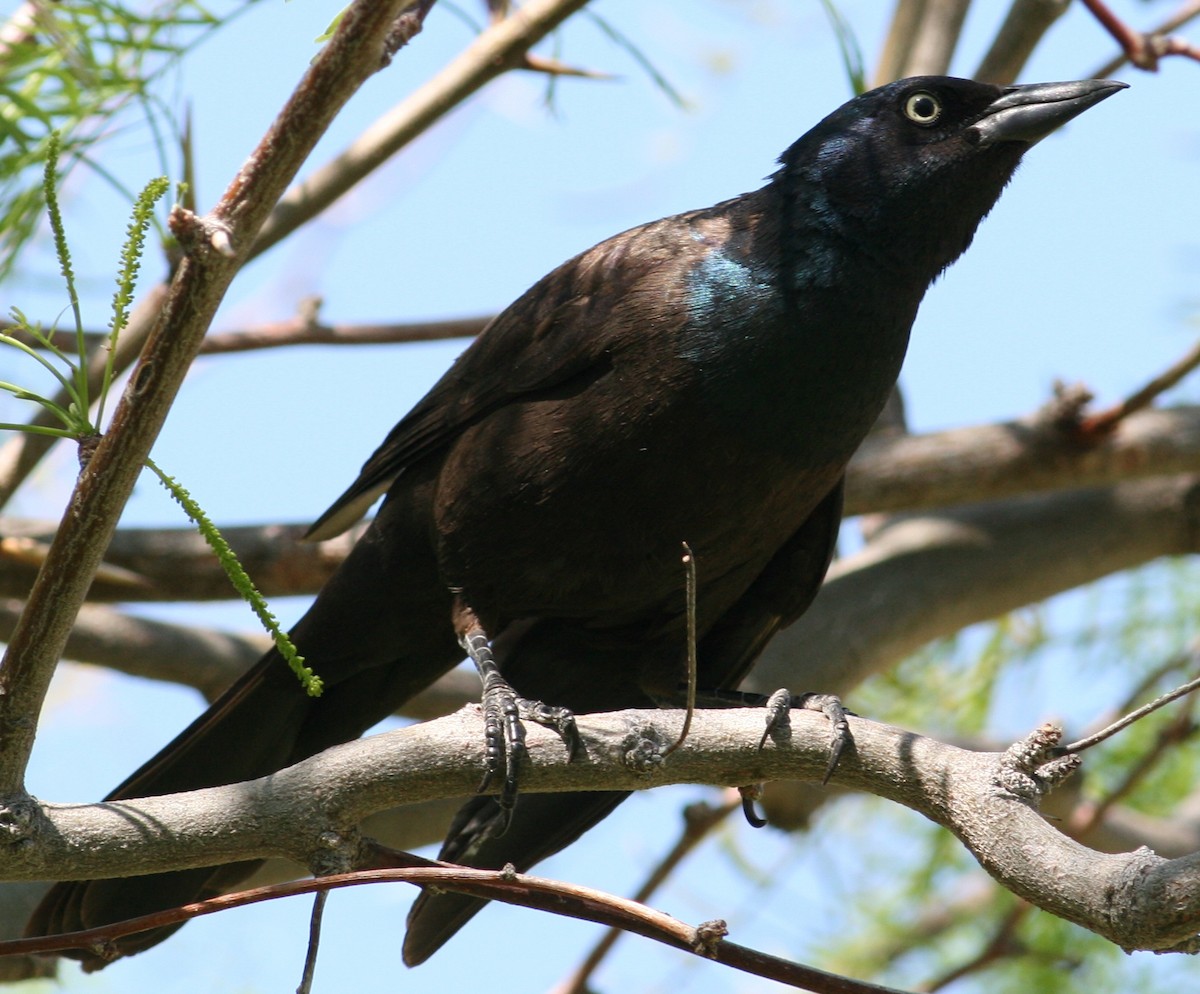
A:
305;214;703;541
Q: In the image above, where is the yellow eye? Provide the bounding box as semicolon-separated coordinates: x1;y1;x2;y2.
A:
903;91;942;126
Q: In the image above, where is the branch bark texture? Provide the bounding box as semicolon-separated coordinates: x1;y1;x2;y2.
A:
7;708;1200;955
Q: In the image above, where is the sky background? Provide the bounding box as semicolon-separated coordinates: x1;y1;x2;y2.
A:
3;1;1199;992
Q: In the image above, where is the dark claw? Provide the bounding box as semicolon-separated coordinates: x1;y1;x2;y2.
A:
738;784;768;828
476;676;529;831
758;687;793;749
757;689;853;785
795;692;852;784
517;697;583;760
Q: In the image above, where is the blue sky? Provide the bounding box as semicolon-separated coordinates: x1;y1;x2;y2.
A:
5;1;1200;992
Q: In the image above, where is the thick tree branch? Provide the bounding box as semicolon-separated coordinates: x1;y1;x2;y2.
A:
0;521;353;602
750;474;1200;698
6;708;1200;954
975;0;1071;84
3;406;1198;605
844;406;1200;516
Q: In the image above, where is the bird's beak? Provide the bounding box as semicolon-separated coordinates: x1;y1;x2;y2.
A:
970;79;1128;146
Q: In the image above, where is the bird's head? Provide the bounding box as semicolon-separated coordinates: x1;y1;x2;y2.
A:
775;75;1126;277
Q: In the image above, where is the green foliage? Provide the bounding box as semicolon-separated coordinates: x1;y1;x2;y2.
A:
853;607;1049;737
1;141;318;696
818;0;867;96
146;458;322;697
0;150;167;439
0;0;248;283
100;170;170;424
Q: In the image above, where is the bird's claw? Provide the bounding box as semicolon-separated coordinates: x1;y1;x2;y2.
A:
477;676;528;826
457;601;578;830
737;783;768;829
517;697;583;759
760;689;852;785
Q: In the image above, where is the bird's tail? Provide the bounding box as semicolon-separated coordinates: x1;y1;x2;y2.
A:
402;791;630;966
26;509;462;968
25;648;328;966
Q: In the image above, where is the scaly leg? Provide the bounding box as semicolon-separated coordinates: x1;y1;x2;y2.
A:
452;598;581;830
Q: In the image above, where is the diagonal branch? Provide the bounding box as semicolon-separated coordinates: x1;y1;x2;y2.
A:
0;0;431;795
249;0;597;259
975;0;1071;84
1083;0;1200;74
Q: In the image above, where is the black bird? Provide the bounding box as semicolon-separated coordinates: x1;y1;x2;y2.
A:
27;76;1124;969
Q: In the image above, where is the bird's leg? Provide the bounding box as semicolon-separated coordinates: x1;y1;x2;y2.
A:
452;598;581;828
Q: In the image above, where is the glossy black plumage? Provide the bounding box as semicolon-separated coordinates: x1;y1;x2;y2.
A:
26;76;1124;969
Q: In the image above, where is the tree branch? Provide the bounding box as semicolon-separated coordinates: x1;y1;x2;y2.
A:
0;313;491;357
750;473;1200;698
7;855;914;994
975;0;1071;84
2;405;1198;606
249;0;597;259
844;405;1200;516
7;707;1200;954
874;0;972;83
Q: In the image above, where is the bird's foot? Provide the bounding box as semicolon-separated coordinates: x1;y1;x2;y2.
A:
476;676;580;830
759;689;851;784
455;600;580;831
687;686;854;784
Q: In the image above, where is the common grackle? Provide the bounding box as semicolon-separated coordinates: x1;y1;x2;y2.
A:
27;76;1124;969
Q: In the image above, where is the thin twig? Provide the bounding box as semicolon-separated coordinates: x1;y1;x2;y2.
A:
0;314;491;356
1063;672;1200;754
1068;700;1199;837
552;793;742;994
250;0;598;259
1082;0;1200;74
296;890;328;994
4;860;914;994
663;542;697;757
1077;646;1197;738
1079;338;1200;436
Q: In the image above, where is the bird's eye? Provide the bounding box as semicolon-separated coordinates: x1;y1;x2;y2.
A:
903;91;942;126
